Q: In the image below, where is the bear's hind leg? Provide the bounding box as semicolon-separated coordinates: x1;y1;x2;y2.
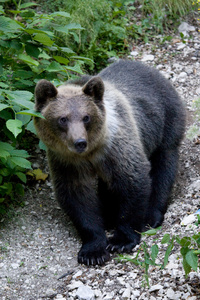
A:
146;148;179;228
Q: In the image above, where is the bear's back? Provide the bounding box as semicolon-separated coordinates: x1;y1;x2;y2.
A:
100;60;186;154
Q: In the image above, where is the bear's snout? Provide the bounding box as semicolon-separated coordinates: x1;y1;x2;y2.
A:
74;139;87;153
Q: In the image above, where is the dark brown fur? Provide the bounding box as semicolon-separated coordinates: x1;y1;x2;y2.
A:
34;60;186;266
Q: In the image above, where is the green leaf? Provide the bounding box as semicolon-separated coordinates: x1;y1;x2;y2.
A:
20;2;38;9
0;142;13;151
164;242;174;267
0;168;11;177
10;149;30;158
26;119;37;134
18;54;39;66
65;23;84;30
6;90;33;102
0;149;10;159
71;56;93;63
39;140;47;151
25;28;47;35
151;244;159;262
25;44;40;58
46;61;64;72
60;47;75;54
15;183;24;196
182;257;191;277
6;119;23;138
65;65;83;74
53;56;69;65
33;33;54;46
0;82;9;88
5;90;34;109
16;113;31;125
9;156;31;169
15;172;27;183
142;227;161;236
17;109;45;118
185;250;198;271
0;16;23;32
51;11;71;18
0;104;10;111
14;70;34;79
161;234;171;244
55;23;84;34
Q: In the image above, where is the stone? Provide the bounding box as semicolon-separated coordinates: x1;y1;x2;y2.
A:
178;22;195;37
130;51;139;56
68;280;84;291
141;54;154;61
76;285;95;300
181;214;196;226
166;288;175;299
149;284;163;292
122;284;131;299
177;43;186;50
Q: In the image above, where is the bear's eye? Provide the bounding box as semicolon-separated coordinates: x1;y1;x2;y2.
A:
83;115;90;124
59;116;68;126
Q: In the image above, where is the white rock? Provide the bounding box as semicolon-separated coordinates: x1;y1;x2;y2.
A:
73;270;83;279
178;22;195;37
103;293;114;300
166;288;176;299
141;54;154;61
94;289;103;299
130;51;139;56
11;263;19;269
132;290;140;298
55;295;66;300
179;72;187;78
45;288;55;296
177;43;186;50
117;277;126;285
196;87;200;95
122;284;131;299
76;285;95;300
68;280;84;291
149;284;163;292
181;214;196;226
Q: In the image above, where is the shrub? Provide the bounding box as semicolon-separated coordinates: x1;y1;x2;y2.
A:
0;0;90;217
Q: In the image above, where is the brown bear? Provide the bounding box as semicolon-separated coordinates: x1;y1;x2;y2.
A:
34;60;186;266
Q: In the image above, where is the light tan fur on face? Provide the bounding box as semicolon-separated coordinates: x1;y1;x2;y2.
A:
35;84;107;161
34;79;145;165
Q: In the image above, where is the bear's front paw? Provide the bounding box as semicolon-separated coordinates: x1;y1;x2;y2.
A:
78;243;110;266
107;233;140;253
145;208;164;229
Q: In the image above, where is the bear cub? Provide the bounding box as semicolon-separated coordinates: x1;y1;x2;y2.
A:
34;60;186;266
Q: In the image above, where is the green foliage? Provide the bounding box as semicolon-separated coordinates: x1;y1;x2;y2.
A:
0;0;90;217
38;0;131;71
37;0;196;71
117;222;200;287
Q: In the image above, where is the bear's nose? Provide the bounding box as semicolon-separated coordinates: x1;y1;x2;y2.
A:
74;139;87;153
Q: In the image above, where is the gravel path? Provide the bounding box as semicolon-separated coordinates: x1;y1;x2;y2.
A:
0;22;200;300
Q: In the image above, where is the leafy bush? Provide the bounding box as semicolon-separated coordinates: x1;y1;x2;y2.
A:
37;0;196;71
38;0;130;71
0;0;90;217
117;220;200;287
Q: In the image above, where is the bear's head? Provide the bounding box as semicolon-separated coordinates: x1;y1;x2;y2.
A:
34;77;107;158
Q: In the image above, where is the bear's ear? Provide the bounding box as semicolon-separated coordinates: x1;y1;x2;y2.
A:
35;79;58;111
82;76;104;102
